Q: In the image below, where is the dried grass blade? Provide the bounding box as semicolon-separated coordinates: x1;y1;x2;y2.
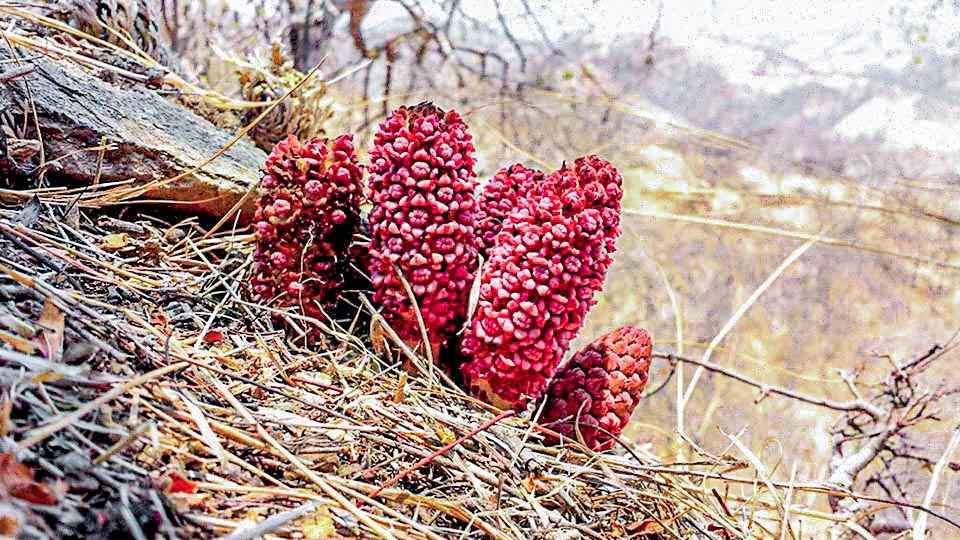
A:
682;233;821;407
19;361;189;448
178;388;228;465
913;426;960;540
623;208;960;271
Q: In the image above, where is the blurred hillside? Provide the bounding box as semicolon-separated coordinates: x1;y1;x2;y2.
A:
186;0;960;181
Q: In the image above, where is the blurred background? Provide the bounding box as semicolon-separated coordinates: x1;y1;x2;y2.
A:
107;0;960;531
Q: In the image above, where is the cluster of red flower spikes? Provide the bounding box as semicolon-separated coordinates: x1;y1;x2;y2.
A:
459;156;625;409
250;134;363;326
248;104;652;449
538;326;652;451
366;103;479;357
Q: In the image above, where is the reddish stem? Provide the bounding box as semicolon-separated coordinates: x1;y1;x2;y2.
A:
366;409;516;501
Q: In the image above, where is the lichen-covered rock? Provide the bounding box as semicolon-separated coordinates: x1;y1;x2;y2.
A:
539;326;652;451
367;103;479;357
459;156;623;409
250;134;363;327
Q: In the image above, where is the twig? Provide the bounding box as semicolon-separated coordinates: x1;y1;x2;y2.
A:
622;208;960;272
368;410;515;501
0;63;32;83
682;234;821;407
194;366;400;540
93;421;154;465
658;352;884;417
218;498;325;540
0;222;84;290
18;361;188;448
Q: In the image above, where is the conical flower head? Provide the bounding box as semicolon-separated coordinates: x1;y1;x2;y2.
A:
539;326;652;451
250;134;363;327
367;103;479;357
460;156;624;409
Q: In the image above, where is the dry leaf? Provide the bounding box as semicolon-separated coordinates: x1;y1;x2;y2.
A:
7;481;59;506
98;233;131;251
433;422;456;445
62;203;80;229
706;523;736;539
0;453;59;506
0;512;20;536
626;517;666;537
369;316;388;355
6;139;41;161
37;297;64;362
202;329;224;344
150;307;169;334
520;475;538;494
30;372;65;384
0;329;39;354
12;196;41;228
301;505;335;539
164;472;198;494
392;372;407;404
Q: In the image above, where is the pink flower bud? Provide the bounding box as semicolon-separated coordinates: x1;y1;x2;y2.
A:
460;156;623;409
368;103;478;356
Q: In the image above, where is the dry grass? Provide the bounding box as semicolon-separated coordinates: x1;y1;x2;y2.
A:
2;6;959;538
0;189;774;539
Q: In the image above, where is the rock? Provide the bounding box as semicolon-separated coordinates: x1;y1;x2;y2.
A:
0;47;265;220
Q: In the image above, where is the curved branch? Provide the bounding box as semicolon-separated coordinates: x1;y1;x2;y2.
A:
655;352;886;419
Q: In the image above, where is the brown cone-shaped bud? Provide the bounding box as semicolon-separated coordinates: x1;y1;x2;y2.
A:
539;326;652;451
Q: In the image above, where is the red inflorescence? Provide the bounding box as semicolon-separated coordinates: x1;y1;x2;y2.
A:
546;155;623;255
475;164;544;257
538;326;652;451
459;156;624;409
367;103;479;354
250;134;363;324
